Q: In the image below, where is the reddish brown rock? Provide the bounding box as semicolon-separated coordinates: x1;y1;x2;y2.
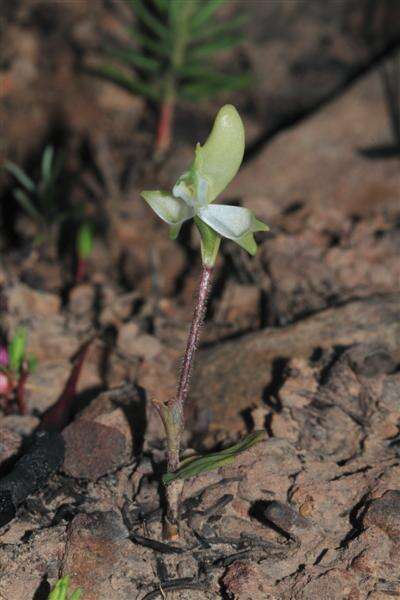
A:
222;560;276;600
61;511;153;600
214;282;261;334
287;567;361;600
363;490;400;540
63;419;127;480
190;294;400;439
62;387;138;480
0;526;65;599
233;56;400;324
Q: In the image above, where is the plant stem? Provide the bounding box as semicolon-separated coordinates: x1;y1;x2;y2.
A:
16;370;28;415
163;264;213;536
40;341;91;431
154;2;194;158
155;98;175;158
75;257;86;285
175;264;213;454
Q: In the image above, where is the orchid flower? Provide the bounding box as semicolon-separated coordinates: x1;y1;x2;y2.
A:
140;105;269;538
141;105;269;266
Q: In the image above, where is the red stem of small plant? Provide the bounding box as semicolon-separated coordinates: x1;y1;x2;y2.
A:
155;100;174;158
162;264;213;537
168;264;213;472
75;258;86;285
16;370;28;415
40;341;91;431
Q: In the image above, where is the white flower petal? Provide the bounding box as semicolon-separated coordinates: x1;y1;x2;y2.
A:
198;204;269;255
198;204;253;239
141;190;194;226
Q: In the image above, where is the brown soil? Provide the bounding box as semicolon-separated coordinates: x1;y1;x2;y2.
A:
0;1;400;599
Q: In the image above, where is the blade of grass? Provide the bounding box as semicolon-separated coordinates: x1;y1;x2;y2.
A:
13;189;42;223
41;145;54;185
4;162;36;193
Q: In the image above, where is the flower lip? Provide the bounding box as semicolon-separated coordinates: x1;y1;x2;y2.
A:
141;104;269;256
172;171;209;210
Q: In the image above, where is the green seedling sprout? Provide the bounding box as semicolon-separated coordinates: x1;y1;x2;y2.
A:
75;222;94;284
0;326;36;415
48;576;82;600
141;104;269;537
4;145;66;247
95;0;249;157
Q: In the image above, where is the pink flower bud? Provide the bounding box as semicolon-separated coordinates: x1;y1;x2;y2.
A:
0;346;8;366
0;372;11;395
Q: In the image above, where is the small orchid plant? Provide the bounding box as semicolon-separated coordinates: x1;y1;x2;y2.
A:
0;327;36;415
141;105;268;537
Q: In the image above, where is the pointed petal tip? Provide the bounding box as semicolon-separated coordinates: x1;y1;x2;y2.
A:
253;218;270;232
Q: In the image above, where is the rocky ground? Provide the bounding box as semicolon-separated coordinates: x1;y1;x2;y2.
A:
0;1;400;599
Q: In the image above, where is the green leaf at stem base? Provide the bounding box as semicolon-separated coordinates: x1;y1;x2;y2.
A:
163;430;266;485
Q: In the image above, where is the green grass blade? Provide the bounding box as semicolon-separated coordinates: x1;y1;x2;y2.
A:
13;189;42;223
27;353;38;374
8;326;27;374
163;431;266;485
105;46;160;72
4;161;36;193
48;575;82;600
41;145;54;185
76;222;94;260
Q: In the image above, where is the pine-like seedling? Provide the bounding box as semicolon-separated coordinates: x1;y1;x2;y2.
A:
95;0;249;156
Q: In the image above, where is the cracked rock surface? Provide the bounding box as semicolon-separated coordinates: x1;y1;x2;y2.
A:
1;1;400;598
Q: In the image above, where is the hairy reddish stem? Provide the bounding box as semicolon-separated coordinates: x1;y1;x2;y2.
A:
170;264;212;469
163;265;213;537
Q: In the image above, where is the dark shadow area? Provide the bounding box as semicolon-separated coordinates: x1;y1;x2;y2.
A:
70;385;106;417
32;575;50;600
358;53;400;158
262;357;289;412
249;500;291;540
117;384;147;457
358;143;400;158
